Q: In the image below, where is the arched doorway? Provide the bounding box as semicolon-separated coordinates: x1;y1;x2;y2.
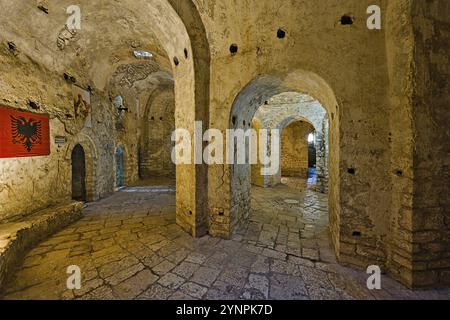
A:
224;71;339;251
71;144;86;201
141;89;176;180
307;131;318;187
115;146;125;189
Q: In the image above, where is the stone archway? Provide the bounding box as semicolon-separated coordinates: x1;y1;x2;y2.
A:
141;89;176;179
65;135;99;202
223;69;340;253
140;0;211;237
71;144;86;201
251;93;329;193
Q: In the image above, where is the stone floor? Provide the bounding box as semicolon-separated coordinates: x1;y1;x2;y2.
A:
1;179;449;300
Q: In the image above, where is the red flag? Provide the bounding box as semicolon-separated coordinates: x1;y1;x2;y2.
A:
0;106;50;158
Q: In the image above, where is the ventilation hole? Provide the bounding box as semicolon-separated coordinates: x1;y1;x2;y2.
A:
396;170;403;177
232;116;237;125
28;100;39;110
277;29;286;39
243;120;246;126
340;15;354;25
7;41;16;51
37;4;49;14
151;116;155;121
348;168;356;175
184;48;188;59
230;44;238;55
63;73;76;83
159;117;163;121
188;210;193;216
352;231;362;237
218;210;224;216
173;57;179;66
264;100;269;105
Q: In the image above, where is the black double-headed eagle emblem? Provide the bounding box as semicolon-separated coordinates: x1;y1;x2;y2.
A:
10;116;42;152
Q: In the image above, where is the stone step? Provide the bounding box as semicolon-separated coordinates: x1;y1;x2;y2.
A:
0;201;83;292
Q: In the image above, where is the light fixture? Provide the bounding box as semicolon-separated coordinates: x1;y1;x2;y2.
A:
114;95;128;114
133;51;153;59
308;133;314;143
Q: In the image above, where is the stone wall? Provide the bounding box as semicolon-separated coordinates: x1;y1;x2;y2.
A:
281;121;314;178
141;90;175;178
410;0;450;287
0;0;210;240
385;0;450;288
0;43;174;222
0;43;115;221
202;0;391;282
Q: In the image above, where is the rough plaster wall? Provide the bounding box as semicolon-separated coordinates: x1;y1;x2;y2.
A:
281;121;314;178
384;0;449;289
0;0;170;90
385;0;416;288
141;89;175;178
201;0;391;272
0;44;115;221
410;0;450;287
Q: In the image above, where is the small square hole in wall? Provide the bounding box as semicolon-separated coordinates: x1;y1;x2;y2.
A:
28;100;39;110
277;28;286;39
348;168;356;175
340;15;354;25
37;0;49;14
7;41;16;51
352;231;362;237
230;44;238;55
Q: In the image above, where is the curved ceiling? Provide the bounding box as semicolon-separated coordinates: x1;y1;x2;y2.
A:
0;0;194;90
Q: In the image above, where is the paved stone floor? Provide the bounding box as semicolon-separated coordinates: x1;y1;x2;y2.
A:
1;179;449;300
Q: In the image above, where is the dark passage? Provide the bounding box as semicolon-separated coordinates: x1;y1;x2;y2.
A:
115;146;125;188
71;144;86;201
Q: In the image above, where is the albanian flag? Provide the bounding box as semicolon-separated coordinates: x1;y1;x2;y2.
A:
0;106;50;158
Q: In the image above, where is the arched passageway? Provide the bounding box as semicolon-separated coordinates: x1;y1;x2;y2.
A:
225;72;338;254
140;89;176;180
